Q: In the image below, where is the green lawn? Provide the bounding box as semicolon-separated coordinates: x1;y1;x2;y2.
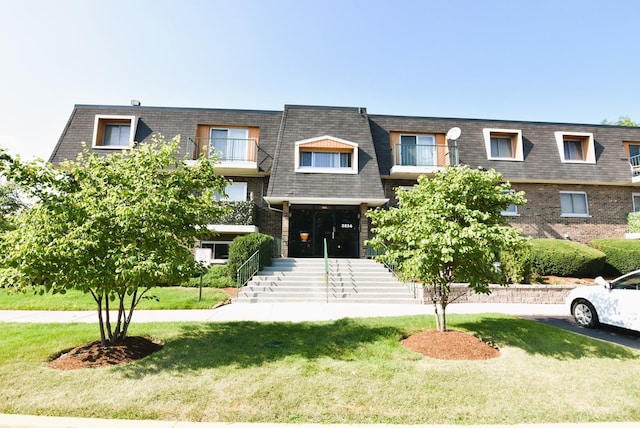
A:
1;314;639;424
0;287;230;310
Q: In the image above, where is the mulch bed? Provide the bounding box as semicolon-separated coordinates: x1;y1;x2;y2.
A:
49;336;163;370
401;330;500;360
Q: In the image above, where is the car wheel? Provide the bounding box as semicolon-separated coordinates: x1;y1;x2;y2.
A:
572;299;599;328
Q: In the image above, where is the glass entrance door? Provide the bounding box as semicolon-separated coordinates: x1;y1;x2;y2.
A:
289;206;359;258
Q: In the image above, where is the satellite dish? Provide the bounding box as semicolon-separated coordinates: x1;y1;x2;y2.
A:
446;127;461;140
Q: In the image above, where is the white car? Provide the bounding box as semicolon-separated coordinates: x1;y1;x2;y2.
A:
566;270;640;332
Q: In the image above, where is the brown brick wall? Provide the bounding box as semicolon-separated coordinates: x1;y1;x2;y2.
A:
384;180;636;244
507;183;634;243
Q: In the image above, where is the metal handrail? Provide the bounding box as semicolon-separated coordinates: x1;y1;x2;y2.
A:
391;143;458;168
324;238;329;303
236;249;260;289
366;243;421;300
187;136;258;162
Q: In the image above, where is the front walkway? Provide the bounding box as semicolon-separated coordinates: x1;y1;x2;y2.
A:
0;302;566;323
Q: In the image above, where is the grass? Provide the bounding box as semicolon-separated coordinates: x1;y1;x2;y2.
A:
0;287;230;310
1;314;639;424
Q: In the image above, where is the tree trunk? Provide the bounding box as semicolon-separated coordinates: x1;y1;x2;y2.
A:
434;300;447;332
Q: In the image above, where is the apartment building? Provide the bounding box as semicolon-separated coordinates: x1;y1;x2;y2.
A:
50;104;640;262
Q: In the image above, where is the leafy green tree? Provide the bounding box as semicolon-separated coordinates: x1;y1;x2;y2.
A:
601;116;639;126
367;166;527;332
0;136;229;345
0;179;26;231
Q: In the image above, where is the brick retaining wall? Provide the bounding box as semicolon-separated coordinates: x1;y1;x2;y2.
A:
430;284;578;305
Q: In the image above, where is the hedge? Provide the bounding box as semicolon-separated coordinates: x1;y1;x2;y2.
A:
529;239;605;277
226;233;274;280
184;265;234;288
589;238;640;276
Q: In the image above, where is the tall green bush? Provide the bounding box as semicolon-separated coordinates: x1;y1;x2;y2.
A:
530;239;605;277
226;233;274;280
628;212;640;233
498;240;532;284
589;238;640;276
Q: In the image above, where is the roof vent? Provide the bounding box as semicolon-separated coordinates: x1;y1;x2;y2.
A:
131;100;141;106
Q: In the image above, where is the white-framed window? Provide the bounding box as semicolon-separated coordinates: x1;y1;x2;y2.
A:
92;115;138;149
632;193;640;212
501;190;519;216
294;135;358;174
554;132;595;164
200;241;232;263
399;134;436;166
482;129;524;161
300;151;352;168
560;191;589;217
215;182;247;202
210;128;249;161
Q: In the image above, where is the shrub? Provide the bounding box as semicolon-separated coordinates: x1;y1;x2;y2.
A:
498;240;532;284
589;238;640;276
628;212;640;233
184;265;234;288
226;233;274;280
530;239;605;277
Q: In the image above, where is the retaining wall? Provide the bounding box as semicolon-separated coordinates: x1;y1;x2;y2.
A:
430;284;578;305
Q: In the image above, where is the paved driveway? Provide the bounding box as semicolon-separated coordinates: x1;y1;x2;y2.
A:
524;315;640;350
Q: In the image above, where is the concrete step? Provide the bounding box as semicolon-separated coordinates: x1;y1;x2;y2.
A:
235;257;420;305
236;296;421;304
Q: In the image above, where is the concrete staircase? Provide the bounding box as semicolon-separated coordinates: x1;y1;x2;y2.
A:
235;258;421;304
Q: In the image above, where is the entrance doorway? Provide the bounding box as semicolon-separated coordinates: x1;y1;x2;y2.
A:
289;206;359;258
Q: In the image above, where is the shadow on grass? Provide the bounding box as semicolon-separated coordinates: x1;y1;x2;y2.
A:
117;318;404;378
455;316;640;360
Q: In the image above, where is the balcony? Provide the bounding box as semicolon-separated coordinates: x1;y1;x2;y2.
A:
390;143;459;178
187;137;259;175
206;201;259;234
631;154;640;182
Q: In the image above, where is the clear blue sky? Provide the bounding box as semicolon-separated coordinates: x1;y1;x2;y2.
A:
2;0;639;160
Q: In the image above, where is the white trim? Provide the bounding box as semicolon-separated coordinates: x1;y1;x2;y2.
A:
482;128;524;161
632;193;640;212
294;135;359;175
264;196;388;207
554;131;595;164
559;191;590;217
206;224;259;233
92;115;138;149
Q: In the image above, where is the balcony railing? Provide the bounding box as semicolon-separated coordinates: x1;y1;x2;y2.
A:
216;201;257;226
187;137;258;162
391;143;459;168
631;154;640;179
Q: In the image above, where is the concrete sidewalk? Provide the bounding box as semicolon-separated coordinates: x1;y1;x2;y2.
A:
0;302;567;323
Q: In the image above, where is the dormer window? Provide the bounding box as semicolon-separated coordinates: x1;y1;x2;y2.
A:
92;115;138;149
295;136;358;174
482;128;523;161
554;131;595;164
300;151;352;168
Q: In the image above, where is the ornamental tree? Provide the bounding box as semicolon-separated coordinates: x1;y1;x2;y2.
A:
0;136;229;345
366;166;527;332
